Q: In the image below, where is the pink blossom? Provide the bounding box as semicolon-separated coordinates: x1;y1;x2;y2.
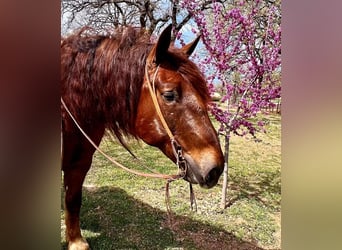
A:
181;0;281;137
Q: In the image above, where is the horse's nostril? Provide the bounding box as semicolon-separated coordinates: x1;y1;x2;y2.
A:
205;167;222;187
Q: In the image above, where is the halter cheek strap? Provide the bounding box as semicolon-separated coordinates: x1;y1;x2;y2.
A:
144;64;187;175
144;65;173;140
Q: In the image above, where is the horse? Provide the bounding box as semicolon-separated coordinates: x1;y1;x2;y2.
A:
61;24;224;250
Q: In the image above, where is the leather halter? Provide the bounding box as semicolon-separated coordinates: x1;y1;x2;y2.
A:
144;63;196;212
144;63;188;176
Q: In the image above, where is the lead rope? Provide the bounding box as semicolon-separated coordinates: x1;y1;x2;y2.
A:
62;97;184;226
189;183;197;212
61;97;184;181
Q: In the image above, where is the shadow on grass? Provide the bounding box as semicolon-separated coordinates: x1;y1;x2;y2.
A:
226;166;281;209
61;186;264;250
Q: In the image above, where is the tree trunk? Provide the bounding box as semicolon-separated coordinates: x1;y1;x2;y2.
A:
220;133;230;209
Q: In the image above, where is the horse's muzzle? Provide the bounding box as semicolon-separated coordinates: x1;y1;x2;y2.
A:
183;153;224;189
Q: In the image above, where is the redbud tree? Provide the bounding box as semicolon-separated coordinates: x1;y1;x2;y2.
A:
180;0;281;208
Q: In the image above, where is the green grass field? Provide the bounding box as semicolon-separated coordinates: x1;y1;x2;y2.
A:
61;114;281;249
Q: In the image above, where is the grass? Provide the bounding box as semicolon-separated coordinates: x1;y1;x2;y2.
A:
61;113;281;249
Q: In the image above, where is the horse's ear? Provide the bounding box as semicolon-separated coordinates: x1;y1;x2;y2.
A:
181;35;201;57
150;24;172;65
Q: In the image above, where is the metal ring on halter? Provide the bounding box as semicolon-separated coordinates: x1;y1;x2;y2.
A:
170;139;187;178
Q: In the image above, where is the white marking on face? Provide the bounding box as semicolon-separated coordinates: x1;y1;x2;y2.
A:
152;118;164;136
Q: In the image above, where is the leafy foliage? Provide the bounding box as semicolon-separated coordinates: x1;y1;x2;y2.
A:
181;0;281;137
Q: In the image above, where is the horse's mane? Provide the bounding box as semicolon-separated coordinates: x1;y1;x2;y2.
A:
61;26;210;144
61;27;152;142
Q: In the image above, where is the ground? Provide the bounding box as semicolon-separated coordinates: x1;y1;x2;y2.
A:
61;114;281;249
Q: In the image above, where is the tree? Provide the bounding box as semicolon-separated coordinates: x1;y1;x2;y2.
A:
181;0;281;208
61;0;216;38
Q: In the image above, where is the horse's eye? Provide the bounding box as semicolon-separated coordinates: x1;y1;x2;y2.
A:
162;91;177;102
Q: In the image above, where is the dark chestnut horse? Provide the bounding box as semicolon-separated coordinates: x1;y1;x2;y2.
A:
61;25;224;250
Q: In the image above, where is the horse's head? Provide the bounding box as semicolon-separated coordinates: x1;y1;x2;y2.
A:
136;25;224;188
